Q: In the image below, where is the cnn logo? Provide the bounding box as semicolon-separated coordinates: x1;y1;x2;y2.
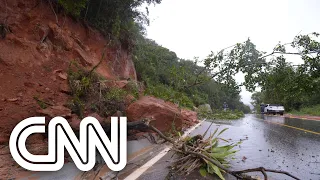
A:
9;116;127;171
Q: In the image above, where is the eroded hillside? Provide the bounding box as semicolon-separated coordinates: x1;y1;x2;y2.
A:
0;0;137;142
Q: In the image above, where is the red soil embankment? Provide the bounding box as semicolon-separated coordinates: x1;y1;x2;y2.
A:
0;0;137;143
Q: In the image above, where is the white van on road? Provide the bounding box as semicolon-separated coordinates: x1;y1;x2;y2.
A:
263;104;285;115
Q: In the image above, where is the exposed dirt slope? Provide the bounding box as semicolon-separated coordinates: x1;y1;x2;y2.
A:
0;0;137;143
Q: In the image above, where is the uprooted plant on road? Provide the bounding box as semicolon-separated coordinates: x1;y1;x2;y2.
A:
172;126;239;179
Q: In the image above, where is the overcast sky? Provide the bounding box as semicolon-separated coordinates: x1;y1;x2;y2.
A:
144;0;320;106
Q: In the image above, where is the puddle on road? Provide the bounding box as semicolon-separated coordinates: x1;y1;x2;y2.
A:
190;114;320;179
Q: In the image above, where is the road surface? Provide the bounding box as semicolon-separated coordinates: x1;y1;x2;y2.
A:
136;114;320;180
21;114;320;180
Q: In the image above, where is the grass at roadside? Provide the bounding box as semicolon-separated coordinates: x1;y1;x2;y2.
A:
290;105;320;116
198;109;245;120
213;110;245;120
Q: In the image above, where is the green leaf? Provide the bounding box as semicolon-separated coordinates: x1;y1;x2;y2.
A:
218;138;229;142
218;128;229;136
211;163;225;180
211;150;237;159
177;131;181;137
211;145;233;153
199;167;208;177
211;128;219;137
211;140;218;149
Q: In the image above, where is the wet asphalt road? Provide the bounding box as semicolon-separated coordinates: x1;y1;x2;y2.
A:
26;114;320;180
185;114;320;180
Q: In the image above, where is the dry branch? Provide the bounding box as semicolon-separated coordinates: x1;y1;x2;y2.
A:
48;0;59;25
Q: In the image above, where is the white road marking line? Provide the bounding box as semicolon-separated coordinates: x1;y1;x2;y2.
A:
124;120;204;180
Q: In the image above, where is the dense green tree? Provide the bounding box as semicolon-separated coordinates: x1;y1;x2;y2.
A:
248;33;320;111
54;0;162;48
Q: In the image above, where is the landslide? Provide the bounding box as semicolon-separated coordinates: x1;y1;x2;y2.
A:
0;0;137;143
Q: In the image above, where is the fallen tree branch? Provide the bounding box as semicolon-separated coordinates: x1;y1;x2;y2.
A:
146;122;175;144
232;167;300;180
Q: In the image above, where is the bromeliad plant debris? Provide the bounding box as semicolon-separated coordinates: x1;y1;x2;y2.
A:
172;127;239;180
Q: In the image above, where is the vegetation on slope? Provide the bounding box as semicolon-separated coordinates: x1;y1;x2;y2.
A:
133;37;251;112
197;108;245;120
67;62;138;118
289;105;320;116
53;0;161;49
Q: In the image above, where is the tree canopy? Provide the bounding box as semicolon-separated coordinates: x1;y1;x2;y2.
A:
54;0;162;48
244;33;320;111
